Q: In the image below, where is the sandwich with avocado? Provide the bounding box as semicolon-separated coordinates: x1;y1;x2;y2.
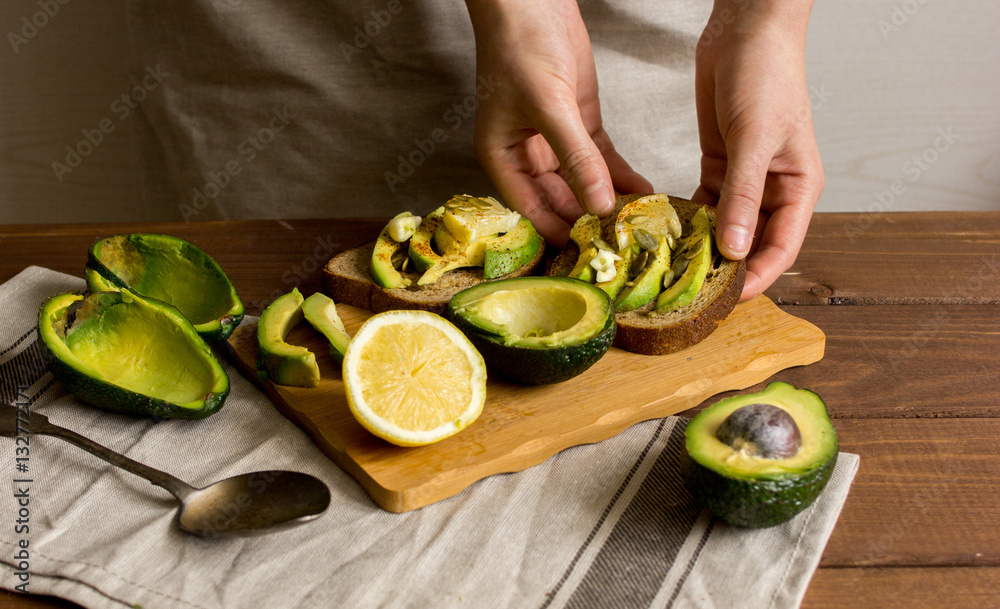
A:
546;193;746;355
323;195;545;314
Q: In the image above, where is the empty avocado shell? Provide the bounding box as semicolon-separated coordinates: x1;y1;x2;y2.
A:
85;234;244;343
38;291;230;419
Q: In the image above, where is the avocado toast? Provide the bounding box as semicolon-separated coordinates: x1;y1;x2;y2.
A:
323;196;545;315
547;194;746;355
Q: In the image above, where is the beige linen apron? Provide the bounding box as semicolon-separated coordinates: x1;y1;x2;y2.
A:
126;0;708;221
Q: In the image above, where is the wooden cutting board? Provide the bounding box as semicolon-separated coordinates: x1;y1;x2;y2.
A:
225;296;825;512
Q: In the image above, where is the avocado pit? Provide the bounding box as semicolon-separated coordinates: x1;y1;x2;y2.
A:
716;403;802;460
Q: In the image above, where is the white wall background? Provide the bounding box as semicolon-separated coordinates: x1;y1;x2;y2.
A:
1;0;998;224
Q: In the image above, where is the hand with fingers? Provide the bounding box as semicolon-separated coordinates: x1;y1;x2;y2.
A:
465;0;823;299
464;0;652;248
692;0;825;301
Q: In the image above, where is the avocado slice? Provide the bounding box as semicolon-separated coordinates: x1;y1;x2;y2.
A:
370;212;416;289
655;207;712;313
681;382;839;528
594;246;634;301
38;291;230;419
615;236;672;312
301;292;351;364
416;235;495;285
417;214;540;285
614;193;682;251
257;288;320;388
407;206;446;273
447;276;616;384
86;233;244;344
482;217;542;279
567;214;602;282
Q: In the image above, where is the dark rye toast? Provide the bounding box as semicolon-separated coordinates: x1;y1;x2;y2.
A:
547;194;746;356
323;238;546;315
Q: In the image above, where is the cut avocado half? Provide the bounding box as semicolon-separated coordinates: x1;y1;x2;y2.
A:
681;382;839;528
370;212;415;289
302;292;351;364
655;207;712;313
86;233;244;343
38;291;229;419
447;277;616;385
257;288;320;388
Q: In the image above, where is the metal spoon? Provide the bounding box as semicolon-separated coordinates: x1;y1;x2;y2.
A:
1;405;331;538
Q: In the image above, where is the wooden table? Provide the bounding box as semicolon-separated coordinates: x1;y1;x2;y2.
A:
1;212;998;608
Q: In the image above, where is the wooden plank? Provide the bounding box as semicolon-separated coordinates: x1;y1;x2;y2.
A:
225;297;825;512
699;304;1000;419
805;567;1000;609
767;212;1000;305
0;219;382;314
815;418;1000;568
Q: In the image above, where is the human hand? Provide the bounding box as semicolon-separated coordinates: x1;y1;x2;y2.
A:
692;0;824;301
464;0;652;247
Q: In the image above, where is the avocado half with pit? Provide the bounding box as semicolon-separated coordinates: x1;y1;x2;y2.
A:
681;382;838;528
86;233;244;344
446;277;616;385
38;291;230;419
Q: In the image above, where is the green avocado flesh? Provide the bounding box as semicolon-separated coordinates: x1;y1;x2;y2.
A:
301;292;351;364
615;237;671;312
567;215;601;283
38;291;229;419
407;207;446;274
86;234;244;343
656;208;712;313
370;212;414;289
257;289;320;388
447;277;615;384
482;218;542;279
682;382;838;528
388;205;539;286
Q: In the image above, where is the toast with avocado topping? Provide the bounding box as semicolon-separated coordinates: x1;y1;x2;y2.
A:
547;194;746;355
323;195;546;315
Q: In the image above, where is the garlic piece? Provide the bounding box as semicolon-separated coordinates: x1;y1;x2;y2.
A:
387;213;422;242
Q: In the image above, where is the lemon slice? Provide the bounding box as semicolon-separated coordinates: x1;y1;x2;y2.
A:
342;310;487;446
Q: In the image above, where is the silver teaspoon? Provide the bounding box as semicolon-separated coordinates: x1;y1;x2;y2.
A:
1;405;330;538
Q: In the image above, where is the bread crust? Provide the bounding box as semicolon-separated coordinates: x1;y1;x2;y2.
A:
547;193;747;355
322;237;546;315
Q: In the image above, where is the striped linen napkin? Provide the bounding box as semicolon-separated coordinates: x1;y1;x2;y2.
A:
1;266;858;609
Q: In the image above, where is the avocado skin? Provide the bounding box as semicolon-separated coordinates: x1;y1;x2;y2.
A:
86;234;244;344
38;291;229;420
681;382;839;528
447;276;616;385
455;314;616;385
41;344;228;419
681;447;838;528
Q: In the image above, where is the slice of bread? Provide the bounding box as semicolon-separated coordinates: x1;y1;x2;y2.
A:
323;238;546;315
547;194;746;356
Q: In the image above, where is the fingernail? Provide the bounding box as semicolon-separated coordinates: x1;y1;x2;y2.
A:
583;183;614;216
722;225;752;258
